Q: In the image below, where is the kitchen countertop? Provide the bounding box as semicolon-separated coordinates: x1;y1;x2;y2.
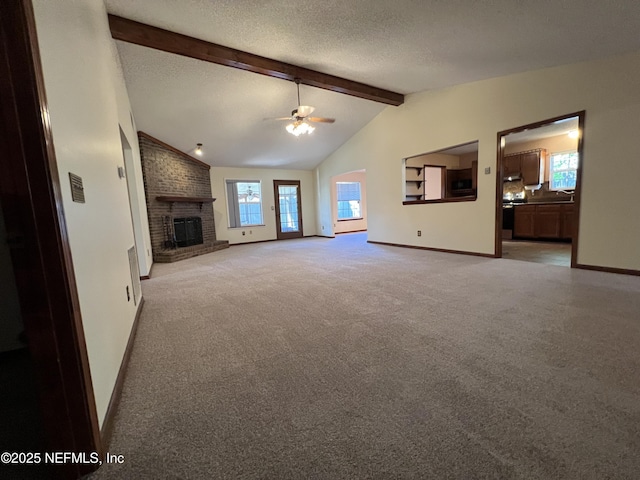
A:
503;201;574;207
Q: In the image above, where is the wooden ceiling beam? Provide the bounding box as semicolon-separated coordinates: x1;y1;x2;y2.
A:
108;14;404;106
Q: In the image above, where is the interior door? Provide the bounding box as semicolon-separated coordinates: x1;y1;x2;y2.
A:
274;180;303;240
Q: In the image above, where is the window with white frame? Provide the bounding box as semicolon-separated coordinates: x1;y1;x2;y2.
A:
225;180;263;227
336;181;362;220
549;151;579;191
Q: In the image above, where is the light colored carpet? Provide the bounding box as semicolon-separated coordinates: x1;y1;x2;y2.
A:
90;233;640;479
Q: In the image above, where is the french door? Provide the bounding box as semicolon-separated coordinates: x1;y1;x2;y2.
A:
273;180;303;239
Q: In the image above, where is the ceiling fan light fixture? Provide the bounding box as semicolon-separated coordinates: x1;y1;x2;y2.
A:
286;120;314;136
195;143;203;156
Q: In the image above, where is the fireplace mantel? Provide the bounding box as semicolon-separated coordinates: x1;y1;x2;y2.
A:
156;195;216;211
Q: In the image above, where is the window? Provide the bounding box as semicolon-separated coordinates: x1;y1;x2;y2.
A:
549;151;579;191
336;182;362;220
225;180;263;227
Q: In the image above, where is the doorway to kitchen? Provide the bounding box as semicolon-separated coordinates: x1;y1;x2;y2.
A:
496;112;585;267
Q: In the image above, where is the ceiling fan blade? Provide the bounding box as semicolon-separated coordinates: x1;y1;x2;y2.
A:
307;117;336;123
263;117;294;121
295;105;315;117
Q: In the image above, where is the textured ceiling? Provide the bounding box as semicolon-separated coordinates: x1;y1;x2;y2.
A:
106;0;640;169
506;117;579;145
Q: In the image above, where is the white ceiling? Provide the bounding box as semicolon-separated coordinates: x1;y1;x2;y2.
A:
506;117;579;145
106;0;640;170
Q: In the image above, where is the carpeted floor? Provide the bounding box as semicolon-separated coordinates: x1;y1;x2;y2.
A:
89;233;640;479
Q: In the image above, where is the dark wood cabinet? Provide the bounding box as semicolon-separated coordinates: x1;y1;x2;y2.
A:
471;160;478;190
504;149;545;184
536;205;562;238
446;167;474;197
561;204;574;240
504;154;521;178
521;151;542;185
513;205;536;238
514;203;574;240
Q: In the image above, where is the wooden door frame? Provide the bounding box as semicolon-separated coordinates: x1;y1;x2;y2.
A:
0;1;102;477
494;111;585;267
273;180;303;240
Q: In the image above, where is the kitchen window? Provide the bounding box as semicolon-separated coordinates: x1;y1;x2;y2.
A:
336;181;362;220
549;151;579;191
225;180;263;227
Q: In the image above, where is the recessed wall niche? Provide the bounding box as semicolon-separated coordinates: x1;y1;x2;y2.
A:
403;141;478;204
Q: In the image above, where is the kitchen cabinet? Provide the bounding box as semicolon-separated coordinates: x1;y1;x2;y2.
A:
521;151;543;185
446;167;474;197
536;205;562;238
561;204;574;239
514;203;574;240
504;149;545;185
513;205;536;238
504;154;521;178
471;160;478;190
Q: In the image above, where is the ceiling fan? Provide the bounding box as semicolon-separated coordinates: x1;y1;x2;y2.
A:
266;78;335;136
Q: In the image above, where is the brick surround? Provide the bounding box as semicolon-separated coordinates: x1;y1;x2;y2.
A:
139;132;228;262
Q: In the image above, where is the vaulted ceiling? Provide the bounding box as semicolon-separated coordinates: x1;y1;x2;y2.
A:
105;0;640;170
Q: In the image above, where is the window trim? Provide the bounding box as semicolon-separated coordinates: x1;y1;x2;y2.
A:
224;179;264;228
548;150;579;192
336;181;362;221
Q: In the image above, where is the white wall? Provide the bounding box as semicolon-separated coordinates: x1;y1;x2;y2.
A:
32;0;147;425
211;167;317;244
0;203;24;353
316;51;640;271
332;170;367;234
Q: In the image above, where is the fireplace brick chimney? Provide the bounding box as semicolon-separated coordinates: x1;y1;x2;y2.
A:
138;132;228;262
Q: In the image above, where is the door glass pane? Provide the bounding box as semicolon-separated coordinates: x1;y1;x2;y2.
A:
278;185;299;232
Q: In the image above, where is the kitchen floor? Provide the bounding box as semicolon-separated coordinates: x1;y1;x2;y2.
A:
502;240;571;267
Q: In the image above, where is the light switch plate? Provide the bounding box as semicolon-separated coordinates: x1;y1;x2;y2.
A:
484;167;491;174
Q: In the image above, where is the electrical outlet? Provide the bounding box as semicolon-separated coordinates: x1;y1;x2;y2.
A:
322;226;324;230
242;231;246;236
147;249;150;256
249;230;252;235
485;167;491;174
417;230;422;236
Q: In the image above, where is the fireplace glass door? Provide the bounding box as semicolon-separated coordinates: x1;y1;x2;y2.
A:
173;217;203;247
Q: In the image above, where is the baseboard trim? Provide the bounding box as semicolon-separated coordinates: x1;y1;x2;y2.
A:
336;229;367;234
140;263;154;280
574;263;640;276
100;297;145;448
229;235;320;246
367;240;495;258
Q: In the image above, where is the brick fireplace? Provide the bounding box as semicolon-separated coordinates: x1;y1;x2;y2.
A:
139;132;228;263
